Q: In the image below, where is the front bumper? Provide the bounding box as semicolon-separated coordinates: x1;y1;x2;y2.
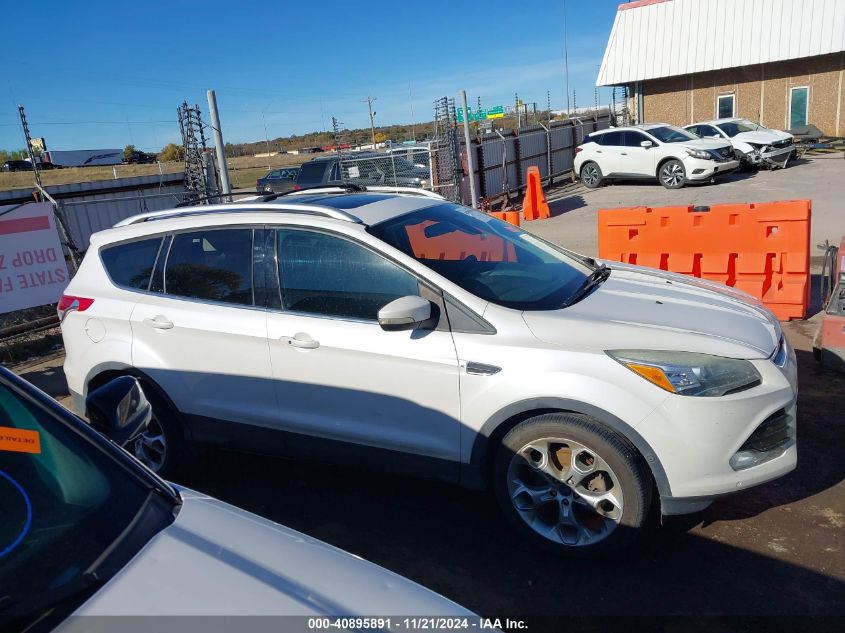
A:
685;157;740;181
635;338;798;513
760;145;793;167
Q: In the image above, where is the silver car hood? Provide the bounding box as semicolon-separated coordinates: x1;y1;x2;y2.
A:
731;129;792;145
63;489;472;617
523;263;780;359
678;138;732;151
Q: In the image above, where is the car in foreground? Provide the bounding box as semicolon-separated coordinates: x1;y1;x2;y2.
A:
295;153;429;190
574;123;739;189
60;187;797;556
256;166;300;194
0;365;477;632
685;118;794;169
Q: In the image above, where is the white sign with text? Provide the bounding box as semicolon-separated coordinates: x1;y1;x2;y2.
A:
0;202;69;314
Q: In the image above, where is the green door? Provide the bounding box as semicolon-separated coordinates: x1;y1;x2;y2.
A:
789;87;808;129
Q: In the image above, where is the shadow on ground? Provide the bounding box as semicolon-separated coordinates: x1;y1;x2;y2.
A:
175;346;845;622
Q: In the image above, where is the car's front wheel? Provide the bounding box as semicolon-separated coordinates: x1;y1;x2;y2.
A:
494;413;652;557
658;159;686;188
580;162;603;188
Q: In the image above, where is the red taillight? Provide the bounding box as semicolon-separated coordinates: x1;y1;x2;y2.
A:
293;184;301;191
58;294;94;320
575;147;582;154
256;180;261;189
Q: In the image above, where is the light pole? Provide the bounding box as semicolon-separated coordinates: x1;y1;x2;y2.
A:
363;96;377;149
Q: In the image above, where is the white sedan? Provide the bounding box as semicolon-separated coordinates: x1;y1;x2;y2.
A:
685;118;794;169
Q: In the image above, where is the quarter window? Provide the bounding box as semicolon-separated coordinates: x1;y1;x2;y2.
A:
100;237;162;291
164;229;254;306
276;229;419;321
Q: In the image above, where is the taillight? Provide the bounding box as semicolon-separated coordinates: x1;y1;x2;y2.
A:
256;180;261;189
293;184;301;190
58;294;94;321
575;147;583;154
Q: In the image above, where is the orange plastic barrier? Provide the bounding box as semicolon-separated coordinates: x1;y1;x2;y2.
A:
597;200;812;320
406;220;517;262
489;210;521;226
522;166;550;221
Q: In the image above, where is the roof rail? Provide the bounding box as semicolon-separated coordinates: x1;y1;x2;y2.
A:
285;185;445;200
113;202;362;227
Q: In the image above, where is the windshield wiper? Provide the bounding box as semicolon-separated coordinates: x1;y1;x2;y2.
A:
562;263;611;308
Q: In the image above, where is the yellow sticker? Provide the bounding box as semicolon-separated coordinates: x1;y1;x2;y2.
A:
0;426;41;454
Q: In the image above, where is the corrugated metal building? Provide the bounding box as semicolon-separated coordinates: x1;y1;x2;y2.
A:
597;0;845;135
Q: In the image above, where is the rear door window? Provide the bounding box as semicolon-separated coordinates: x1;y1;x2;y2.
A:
164;229;254;306
295;161;328;186
598;131;624;146
100;237;163;291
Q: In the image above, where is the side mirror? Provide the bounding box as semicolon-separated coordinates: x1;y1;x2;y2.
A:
378;295;433;331
86;376;151;448
640;140;653;148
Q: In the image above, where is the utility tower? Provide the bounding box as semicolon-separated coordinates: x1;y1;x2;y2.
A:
18;105;42;189
332;117;345;182
177;101;209;200
362;96;377;148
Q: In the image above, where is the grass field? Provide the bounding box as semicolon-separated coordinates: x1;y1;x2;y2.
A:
0;153;305;193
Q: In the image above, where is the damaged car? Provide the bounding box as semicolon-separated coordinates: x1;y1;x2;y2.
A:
685;118;795;169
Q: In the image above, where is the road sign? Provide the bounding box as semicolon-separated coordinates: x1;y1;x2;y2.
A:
0;202;69;314
457;105;505;123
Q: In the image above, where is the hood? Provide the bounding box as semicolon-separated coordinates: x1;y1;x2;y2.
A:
523;263;780;359
732;129;792;145
67;489;472;617
677;137;732;151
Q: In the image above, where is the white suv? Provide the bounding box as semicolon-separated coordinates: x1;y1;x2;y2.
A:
60;187;797;556
574;123;739;189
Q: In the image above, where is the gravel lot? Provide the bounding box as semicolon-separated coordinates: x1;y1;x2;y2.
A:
9;153;845;630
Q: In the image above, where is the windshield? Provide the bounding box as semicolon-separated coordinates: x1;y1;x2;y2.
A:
717;119;764;137
648;125;698;143
368;203;593;310
0;374;176;628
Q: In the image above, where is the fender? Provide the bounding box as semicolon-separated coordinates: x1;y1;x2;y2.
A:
462;397;672;499
85;363;190;441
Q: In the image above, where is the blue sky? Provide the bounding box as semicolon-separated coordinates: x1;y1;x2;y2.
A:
1;1;619;152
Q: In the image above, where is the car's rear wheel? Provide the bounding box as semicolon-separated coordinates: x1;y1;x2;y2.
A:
132;386;188;477
580;162;603;188
494;413;652;557
658;159;686;188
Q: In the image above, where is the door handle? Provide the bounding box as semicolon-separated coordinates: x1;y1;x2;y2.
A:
596;150;603;153
621;152;628;155
143;315;174;330
281;333;319;349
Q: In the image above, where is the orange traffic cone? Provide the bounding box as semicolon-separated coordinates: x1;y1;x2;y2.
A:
522;166;550;221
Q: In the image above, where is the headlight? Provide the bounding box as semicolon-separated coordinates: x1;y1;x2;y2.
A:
606;350;762;397
685;148;711;160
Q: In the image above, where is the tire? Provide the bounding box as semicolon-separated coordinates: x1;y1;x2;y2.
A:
658;159;686;189
580;162;603;189
493;412;652;557
131;385;190;478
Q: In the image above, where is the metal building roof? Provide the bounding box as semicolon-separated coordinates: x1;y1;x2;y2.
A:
597;0;845;86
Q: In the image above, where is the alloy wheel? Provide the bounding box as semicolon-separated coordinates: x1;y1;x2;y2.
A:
506;437;624;547
582;164;600;187
660;162;684;187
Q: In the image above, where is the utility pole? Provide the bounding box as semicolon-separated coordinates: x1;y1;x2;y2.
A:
206;90;231;199
332;117;345;181
460;90;478;209
563;0;571;116
362;96;377;149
